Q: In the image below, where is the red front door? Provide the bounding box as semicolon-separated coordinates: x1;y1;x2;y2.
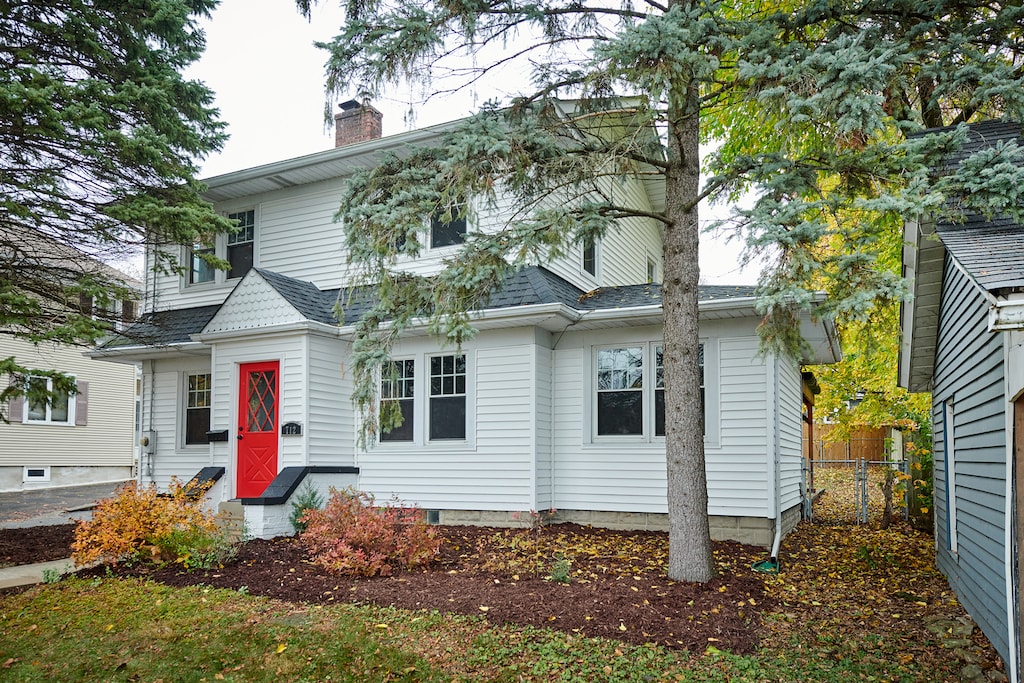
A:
237;361;279;498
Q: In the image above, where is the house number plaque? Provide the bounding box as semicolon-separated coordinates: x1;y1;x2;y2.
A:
281;422;302;436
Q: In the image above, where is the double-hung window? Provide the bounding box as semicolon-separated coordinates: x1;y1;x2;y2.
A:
582;238;597;276
185;373;211;445
595;342;705;440
227;210;255;278
429;354;466;440
380;359;415;442
596;347;644;435
24;375;74;425
430;205;467;248
187;209;256;286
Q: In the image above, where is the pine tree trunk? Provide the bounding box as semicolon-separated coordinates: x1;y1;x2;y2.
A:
663;63;716;583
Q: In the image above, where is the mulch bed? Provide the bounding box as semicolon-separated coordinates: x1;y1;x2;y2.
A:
3;523;773;654
0;524;76;568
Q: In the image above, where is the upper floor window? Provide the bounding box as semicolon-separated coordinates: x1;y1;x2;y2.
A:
227;210;255;279
187;209;256;286
430;206;467;248
78;294;139;331
184;373;211;445
380;359;415;442
583;238;597;276
24;375;75;425
190;243;215;284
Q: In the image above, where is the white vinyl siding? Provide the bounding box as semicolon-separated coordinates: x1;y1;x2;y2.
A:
306;335;352;465
141;356;212;488
776;355;805;513
547;321;777;519
359;332;534;511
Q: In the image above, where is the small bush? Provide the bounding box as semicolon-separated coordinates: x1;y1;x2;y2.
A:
72;479;232;568
289;481;325;534
299;487;440;577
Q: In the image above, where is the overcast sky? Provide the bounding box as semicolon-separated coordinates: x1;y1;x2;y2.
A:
186;0;763;285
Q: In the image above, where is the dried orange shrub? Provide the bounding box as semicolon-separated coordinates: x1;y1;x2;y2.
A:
299;487;440;576
72;479;220;567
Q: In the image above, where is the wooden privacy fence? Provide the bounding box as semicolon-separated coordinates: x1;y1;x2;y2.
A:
805;424;888;462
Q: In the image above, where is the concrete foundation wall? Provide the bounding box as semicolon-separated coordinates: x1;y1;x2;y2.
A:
438;503;805;549
0;466;133;493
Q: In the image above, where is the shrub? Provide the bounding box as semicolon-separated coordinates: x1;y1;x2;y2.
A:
72;479;232;568
289;481;325;534
299;487;440;576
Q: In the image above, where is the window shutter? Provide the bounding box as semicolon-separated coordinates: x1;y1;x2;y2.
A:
7;376;24;422
75;381;89;426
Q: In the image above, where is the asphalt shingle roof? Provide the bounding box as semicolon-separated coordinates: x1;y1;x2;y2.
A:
926;120;1024;293
105;267;759;348
104;304;221;347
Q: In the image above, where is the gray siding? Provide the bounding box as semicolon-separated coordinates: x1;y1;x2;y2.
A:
931;257;1009;662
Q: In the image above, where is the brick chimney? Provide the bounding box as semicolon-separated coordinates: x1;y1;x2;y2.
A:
334;99;383;147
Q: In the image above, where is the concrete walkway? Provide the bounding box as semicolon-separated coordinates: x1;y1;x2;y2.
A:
0;481;127;588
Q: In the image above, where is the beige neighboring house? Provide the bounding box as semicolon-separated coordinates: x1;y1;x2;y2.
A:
1;233;140;491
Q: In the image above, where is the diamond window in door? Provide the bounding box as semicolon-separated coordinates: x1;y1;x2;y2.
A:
247;370;276;432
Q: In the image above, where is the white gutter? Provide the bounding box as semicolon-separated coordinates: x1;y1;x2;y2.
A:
193;319;343;343
988;295;1024;331
85;342;209;361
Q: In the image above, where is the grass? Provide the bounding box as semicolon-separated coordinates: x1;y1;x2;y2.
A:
0;567;981;683
0;472;991;682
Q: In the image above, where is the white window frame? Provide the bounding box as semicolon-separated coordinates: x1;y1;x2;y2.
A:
589;339;717;445
183;372;212;447
373;351;475;449
379;358;416;443
185;207;258;288
943;400;958;554
582;238;600;279
22;375;76;426
428;203;470;250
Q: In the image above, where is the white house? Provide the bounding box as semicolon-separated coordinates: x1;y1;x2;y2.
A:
94;101;839;543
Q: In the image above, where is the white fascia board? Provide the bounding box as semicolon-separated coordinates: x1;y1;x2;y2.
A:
336;303;581;339
84;342;209;362
193;320;343;343
202;123;457;189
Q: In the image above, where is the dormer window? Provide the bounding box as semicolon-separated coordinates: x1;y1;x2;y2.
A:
430;206;467;248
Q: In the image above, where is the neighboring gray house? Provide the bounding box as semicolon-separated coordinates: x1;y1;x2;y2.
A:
93;101;839;546
900;120;1024;682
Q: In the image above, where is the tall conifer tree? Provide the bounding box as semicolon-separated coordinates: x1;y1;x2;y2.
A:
300;0;1024;581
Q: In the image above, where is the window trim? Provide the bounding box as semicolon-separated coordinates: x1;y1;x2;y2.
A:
429;204;469;250
22;375;76;426
184;372;212;447
943;400;958;554
428;352;467;441
380;358;416;443
372;351;475;449
185;207;258;288
589;339;717;445
582;238;599;278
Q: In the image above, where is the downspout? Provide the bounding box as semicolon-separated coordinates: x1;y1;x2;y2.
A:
771;353;784;565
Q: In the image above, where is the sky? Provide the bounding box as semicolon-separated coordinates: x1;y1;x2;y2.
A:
185;0;763;285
